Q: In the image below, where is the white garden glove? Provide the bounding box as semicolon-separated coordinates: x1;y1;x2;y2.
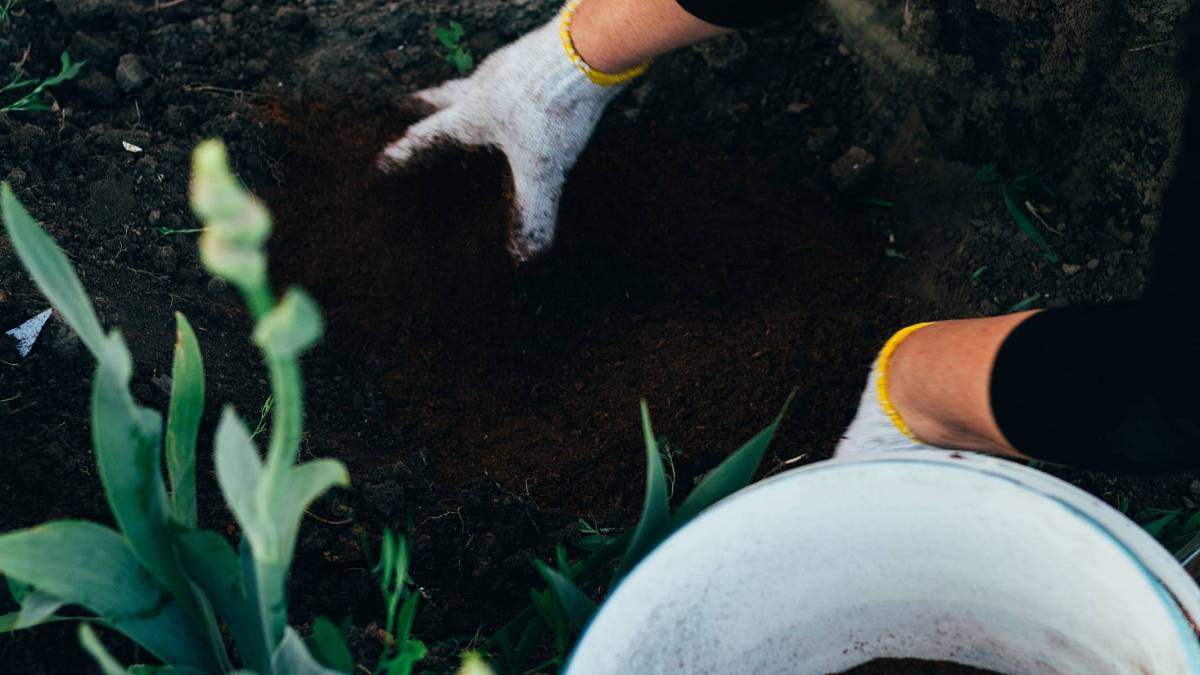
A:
377;0;648;262
835;323;939;458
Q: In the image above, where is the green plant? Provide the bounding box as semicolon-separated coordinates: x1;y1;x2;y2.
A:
976;163;1058;263
1141;508;1200;552
366;529;428;675
485;396;793;673
0;140;354;673
1;51;84;113
435;21;475;76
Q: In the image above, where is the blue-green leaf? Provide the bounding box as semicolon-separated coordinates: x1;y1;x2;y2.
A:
174;529;268;674
529;588;565;642
672;392;794;528
15;588;65;629
274;459;350;562
614;402;670;580
1;183;107;356
91;331;212;648
1002;182;1057;263
272;627;348;675
166;313;205;527
305;616;354;674
1143;510;1182;538
0;521;213;667
214;407;264;551
534;562;596;631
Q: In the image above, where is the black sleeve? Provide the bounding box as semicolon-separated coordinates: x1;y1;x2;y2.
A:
675;0;796;28
990;302;1198;471
989;11;1200;471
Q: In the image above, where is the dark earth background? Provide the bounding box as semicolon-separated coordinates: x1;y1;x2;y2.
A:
0;0;1195;672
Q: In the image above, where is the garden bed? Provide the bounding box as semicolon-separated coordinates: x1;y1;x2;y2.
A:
0;0;1195;671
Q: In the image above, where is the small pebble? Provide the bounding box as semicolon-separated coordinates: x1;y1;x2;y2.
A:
830;146;878;194
115;54;151;92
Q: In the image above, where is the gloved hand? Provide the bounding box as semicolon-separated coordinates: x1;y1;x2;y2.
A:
834;323;938;458
377;1;647;262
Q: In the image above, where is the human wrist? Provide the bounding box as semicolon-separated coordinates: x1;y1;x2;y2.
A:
886;315;1034;456
567;0;728;76
562;0;652;83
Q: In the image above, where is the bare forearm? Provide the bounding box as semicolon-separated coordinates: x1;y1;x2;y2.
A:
570;0;730;73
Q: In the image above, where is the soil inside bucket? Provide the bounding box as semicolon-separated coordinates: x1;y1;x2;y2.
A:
834;658;1003;674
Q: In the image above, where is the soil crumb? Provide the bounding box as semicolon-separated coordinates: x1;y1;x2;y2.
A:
834;658;1003;674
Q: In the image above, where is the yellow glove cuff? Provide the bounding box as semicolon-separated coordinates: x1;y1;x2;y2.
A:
560;0;651;87
876;322;937;441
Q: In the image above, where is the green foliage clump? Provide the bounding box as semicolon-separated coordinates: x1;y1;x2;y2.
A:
485;397;792;673
435;21;475;76
976;163;1059;264
0;140;355;674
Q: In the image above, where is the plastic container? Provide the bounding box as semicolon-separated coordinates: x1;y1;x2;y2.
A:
567;450;1200;674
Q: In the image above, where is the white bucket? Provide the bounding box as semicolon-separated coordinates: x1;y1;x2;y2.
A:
567;451;1200;674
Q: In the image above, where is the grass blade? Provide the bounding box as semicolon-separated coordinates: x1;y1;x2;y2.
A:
1002;182;1057;263
613;402;669;580
1;183;107;356
166;313;205;527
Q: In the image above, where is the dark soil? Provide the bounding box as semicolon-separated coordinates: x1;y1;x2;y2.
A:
835;658;1002;675
0;0;1195;673
262;99;919;512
